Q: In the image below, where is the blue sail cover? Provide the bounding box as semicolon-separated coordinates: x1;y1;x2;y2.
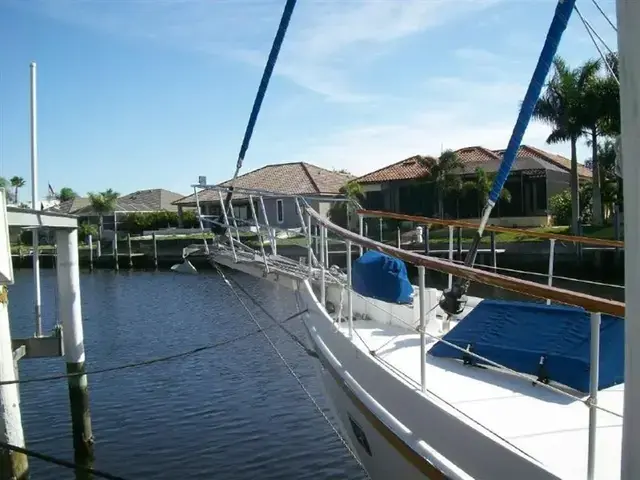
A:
351;251;413;304
429;300;624;393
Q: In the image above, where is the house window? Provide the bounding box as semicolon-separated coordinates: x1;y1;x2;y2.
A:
276;199;284;223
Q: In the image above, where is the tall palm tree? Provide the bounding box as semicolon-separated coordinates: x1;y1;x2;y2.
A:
462;167;512;216
533;56;600;233
419;150;463;218
10;176;25;205
88;188;119;239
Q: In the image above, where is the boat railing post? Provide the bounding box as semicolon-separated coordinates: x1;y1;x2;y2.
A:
88;234;94;272
227;198;241;242
448;225;454;289
258;195;276;256
396;226;401;249
418;265;426;393
324;228;329;268
249;195;269;273
358;214;364;257
113;212;119;272
217;190;237;262
587;311;601;480
379;218;383;242
307;213;313;278
320;225;326;306
194;187;210;255
546;239;556;305
346;239;353;339
424;224;430;255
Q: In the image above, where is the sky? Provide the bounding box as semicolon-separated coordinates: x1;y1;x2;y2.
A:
0;0;619;200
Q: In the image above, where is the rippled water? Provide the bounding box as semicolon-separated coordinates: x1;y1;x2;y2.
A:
8;269;367;480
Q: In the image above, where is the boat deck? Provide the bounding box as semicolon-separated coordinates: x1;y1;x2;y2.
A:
339;318;623;480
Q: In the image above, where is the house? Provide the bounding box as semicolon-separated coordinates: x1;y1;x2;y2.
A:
172;162;354;230
48;188;187;234
355;145;592;227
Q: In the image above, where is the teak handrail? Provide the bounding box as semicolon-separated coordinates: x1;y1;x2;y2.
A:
308;208;625;318
357;209;624;249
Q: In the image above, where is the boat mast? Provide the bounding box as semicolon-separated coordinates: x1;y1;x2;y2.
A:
618;1;640;478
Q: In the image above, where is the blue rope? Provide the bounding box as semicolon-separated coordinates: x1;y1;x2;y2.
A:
237;0;297;169
489;0;576;203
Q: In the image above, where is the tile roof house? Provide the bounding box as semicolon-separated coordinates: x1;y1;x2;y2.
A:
173;162;354;230
354;145;592;227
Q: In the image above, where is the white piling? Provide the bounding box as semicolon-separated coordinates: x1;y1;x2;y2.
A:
29;62;42;337
55;228;93;459
0;287;28;478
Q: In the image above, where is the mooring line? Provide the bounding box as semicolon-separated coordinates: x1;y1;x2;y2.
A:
212;263;369;477
0;310;308;386
0;441;128;480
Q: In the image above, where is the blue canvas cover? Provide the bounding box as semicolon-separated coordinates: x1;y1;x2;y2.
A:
351;251;413;304
429;299;624;393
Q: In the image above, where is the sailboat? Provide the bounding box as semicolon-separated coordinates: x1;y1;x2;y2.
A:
183;0;639;478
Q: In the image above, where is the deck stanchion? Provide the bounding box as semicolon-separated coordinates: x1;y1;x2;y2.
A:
249;195;269;273
346;239;353;339
396;226;401;248
418;265;427;393
456;226;462;260
217;191;237;262
546;239;556;305
227;199;241;242
587;311;601;480
358;215;364;257
379;218;383;242
56;227;94;461
448;226;454;289
258;196;276;256
307;214;313;278
320;226;326;306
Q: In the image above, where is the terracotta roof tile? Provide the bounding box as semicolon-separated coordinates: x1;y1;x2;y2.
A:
509;145;592;178
174;162;354;205
355;155;433;184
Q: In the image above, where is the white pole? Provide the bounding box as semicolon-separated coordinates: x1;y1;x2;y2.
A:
618;1;640;477
320;226;326;306
358;215;364;257
258;196;276;255
418;265;426;393
30;62;42;337
307;213;312;277
346;239;353;339
448;225;454;289
55;228;93;458
0;287;28;478
546;238;556;305
587;312;601;480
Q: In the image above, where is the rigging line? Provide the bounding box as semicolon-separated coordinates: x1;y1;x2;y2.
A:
0;311;307;386
574;5;620;84
0;441;128;480
221;0;298;212
590;0;617;31
212;261;369;475
225;273;317;358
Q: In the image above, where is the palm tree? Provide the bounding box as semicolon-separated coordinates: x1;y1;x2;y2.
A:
88;188;119;239
10;176;25;205
533;56;600;233
462;167;512;216
329;181;364;228
419;150;463;218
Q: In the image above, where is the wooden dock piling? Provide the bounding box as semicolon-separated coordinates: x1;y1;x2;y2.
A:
88;235;94;272
152;233;158;270
55;228;94;460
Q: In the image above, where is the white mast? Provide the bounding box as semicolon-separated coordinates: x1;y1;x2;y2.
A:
617;1;640;478
29;62;42;337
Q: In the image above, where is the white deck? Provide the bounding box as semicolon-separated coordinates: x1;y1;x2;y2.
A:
338;314;623;480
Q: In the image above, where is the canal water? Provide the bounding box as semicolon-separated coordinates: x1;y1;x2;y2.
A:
8;269;367;479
